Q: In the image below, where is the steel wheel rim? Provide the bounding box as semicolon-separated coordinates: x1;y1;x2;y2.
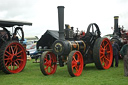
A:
100;38;113;69
71;51;83;76
4;42;26;73
43;52;57;75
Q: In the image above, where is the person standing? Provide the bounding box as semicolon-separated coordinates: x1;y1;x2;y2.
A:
12;33;19;41
111;41;119;67
120;42;128;77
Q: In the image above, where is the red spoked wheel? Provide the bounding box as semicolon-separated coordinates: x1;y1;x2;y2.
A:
40;51;57;75
67;51;83;77
0;41;26;74
93;38;113;69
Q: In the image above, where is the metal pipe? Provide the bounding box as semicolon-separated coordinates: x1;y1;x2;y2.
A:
113;16;119;36
57;6;65;40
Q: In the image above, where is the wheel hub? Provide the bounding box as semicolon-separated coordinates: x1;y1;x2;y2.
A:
77;62;80;65
12;55;17;61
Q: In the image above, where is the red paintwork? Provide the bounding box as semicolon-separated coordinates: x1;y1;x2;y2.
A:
4;42;26;73
71;51;83;76
43;52;57;75
100;38;113;69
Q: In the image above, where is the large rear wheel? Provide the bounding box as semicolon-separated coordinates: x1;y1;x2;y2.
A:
0;41;26;74
40;51;57;75
67;51;83;77
93;38;113;69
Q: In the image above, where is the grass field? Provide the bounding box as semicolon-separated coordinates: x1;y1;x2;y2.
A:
0;59;128;85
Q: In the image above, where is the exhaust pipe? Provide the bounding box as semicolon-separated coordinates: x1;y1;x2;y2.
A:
57;6;65;40
113;16;119;36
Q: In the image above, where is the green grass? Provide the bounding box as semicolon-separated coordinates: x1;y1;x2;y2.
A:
0;59;128;85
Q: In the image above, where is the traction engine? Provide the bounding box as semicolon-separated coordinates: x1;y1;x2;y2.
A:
0;20;32;74
110;16;128;48
40;6;113;77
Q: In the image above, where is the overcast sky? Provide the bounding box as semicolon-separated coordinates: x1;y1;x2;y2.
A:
0;0;128;38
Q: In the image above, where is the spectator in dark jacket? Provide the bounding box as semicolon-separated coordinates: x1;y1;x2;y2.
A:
111;41;120;67
120;42;128;77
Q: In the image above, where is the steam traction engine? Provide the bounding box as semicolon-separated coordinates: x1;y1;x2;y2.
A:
40;6;113;77
110;16;128;48
0;20;32;74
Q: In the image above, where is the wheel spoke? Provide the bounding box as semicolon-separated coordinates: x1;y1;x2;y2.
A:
73;55;77;62
5;51;12;56
75;66;79;73
7;62;12;68
4;54;10;58
14;45;18;54
11;46;14;54
15;60;20;66
100;46;104;50
16;59;23;61
72;64;76;68
100;51;104;54
4;58;10;60
14;61;19;68
100;55;104;59
102;42;105;47
104;57;110;62
17;50;23;55
77;54;80;62
44;62;48;66
45;66;49;72
50;65;54;69
104;43;109;48
44;58;48;62
72;60;77;65
72;60;77;68
50;66;54;71
17;55;21;58
5;60;9;66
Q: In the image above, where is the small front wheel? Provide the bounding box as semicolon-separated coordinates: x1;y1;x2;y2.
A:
67;50;83;77
40;51;57;75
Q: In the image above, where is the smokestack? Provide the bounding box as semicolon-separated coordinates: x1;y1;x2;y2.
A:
113;16;119;35
57;6;65;40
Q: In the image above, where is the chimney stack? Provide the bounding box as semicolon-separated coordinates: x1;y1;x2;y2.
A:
57;6;65;40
